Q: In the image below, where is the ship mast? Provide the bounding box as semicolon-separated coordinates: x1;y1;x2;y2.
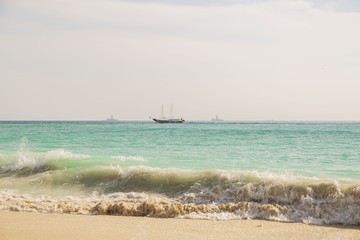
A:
171;104;173;119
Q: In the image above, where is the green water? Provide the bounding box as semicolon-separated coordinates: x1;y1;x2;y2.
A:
1;121;360;225
0;121;359;180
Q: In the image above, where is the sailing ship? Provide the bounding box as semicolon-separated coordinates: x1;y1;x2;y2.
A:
150;105;185;123
211;115;224;122
105;115;119;122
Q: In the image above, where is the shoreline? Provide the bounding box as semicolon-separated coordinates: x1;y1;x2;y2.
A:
0;211;359;240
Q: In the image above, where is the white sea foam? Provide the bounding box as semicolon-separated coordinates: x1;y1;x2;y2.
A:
0;139;90;173
1;189;359;225
0;145;90;173
46;149;91;159
1;164;360;225
4;138;40;171
179;212;243;221
111;156;146;162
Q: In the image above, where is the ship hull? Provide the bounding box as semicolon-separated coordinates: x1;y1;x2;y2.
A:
152;118;185;123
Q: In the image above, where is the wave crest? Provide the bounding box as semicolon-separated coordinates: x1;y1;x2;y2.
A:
0;140;89;175
1;188;359;225
111;156;146;162
1;165;360;225
46;149;90;159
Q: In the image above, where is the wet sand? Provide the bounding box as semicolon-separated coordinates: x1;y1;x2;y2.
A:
0;211;359;240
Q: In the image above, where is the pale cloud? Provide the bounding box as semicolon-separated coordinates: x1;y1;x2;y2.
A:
121;0;360;12
0;0;359;120
310;0;360;12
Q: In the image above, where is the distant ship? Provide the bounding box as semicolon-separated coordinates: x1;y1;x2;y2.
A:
150;105;185;123
211;115;224;122
105;115;119;122
151;118;185;123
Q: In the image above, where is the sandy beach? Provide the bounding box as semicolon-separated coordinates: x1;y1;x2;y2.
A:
0;212;359;240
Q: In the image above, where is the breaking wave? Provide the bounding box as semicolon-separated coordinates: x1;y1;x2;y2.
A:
0;150;89;175
0;144;90;175
45;149;91;160
111;156;146;162
1;166;360;225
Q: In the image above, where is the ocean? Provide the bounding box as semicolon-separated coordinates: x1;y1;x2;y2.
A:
0;121;359;225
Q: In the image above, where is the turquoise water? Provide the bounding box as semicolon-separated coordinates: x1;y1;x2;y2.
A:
1;121;360;225
0;121;359;179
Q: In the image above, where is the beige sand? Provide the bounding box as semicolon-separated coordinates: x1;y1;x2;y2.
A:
0;211;359;240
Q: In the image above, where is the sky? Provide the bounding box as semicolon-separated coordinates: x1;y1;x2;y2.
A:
0;0;360;121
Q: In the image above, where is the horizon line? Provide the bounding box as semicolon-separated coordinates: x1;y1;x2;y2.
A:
1;119;360;123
